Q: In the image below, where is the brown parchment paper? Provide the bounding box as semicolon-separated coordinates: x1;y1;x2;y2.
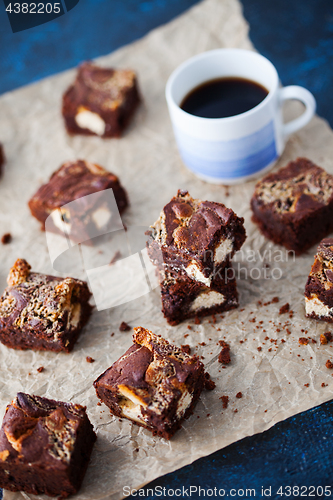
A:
1;0;333;498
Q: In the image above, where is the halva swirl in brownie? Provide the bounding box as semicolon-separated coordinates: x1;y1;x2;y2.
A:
147;190;245;324
251;158;333;254
160;264;238;326
62;61;140;138
305;238;333;322
94;327;205;439
0;259;92;352
0;392;96;498
28;160;128;242
147;190;246;286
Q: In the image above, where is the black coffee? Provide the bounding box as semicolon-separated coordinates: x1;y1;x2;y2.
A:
180;77;268;119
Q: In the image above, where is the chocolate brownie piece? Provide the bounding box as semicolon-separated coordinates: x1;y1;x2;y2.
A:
0;144;4;177
147;190;246;286
305;238;333;322
0;259;92;352
62;61;140;138
160;264;238;325
0;392;96;498
94;326;205;439
251;158;333;254
28;160;128;242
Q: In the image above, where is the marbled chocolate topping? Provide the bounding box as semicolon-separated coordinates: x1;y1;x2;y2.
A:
317;238;333;261
94;326;204;414
28;160;128;217
68;62;136;111
151;190;244;255
0;393;86;465
253;158;333;215
0;258;91;347
307;239;333;289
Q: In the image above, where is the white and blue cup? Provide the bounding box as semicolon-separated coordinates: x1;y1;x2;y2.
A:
165;49;316;184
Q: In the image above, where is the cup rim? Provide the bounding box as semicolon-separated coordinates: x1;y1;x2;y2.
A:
165;48;279;123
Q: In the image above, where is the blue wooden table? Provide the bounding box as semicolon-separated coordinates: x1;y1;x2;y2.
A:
1;1;333;498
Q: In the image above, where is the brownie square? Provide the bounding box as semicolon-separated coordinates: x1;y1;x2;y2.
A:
0;259;92;352
305;238;333;322
147;190;246;286
251;158;333;254
94;327;205;439
28;159;128;242
0;144;4;177
160;264;238;325
0;392;96;498
62;61;140;138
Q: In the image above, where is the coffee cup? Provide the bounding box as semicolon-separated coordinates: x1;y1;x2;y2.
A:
165;48;316;184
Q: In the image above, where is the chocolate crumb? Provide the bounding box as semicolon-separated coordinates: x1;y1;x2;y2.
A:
194;316;201;325
326;360;333;369
320;332;332;345
299;338;309;345
304;383;310;387
218;341;231;365
321;383;328;388
234;409;238;413
181;344;191;355
257;347;262;352
220;395;229;409
279;303;290;314
187;325;192;330
184;333;189;338
135;448;139;452
119;321;131;332
1;233;11;245
111;332;115;337
37;366;44;373
97;402;102;406
272;296;279;303
236;392;242;399
206;413;210;417
204;373;216;391
86;356;95;363
212;314;216;324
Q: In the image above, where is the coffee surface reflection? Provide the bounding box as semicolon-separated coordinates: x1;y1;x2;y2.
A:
180;77;269;119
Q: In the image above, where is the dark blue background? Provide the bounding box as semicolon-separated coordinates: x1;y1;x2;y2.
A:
0;0;332;125
1;1;333;498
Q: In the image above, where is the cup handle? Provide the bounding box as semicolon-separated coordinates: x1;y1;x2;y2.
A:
279;86;316;138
